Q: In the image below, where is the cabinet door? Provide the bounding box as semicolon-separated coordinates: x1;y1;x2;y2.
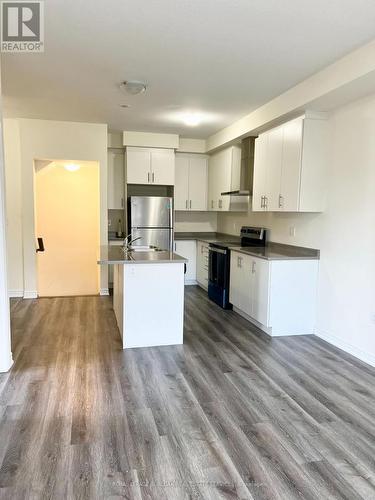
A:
208;157;217;211
229;252;241;308
151;149;175;185
175;240;197;283
280;118;303;211
189;156;208;211
251;257;270;326
126;147;151;184
217;148;232;211
108;151;125;209
252;134;268;211
239;254;253;317
265;126;283;211
196;241;209;289
174;155;189;210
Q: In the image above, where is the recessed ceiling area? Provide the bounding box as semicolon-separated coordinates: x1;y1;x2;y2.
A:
2;0;375;138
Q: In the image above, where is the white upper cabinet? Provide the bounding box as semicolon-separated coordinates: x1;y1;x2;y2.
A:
175;155;189;210
208;145;241;211
126;147;175;185
108;150;125;209
253;115;329;212
174;154;208;211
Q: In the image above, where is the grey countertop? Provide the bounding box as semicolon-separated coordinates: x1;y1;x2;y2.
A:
98;245;188;265
174;232;319;261
229;242;320;261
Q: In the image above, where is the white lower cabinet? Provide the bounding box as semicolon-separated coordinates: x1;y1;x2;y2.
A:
196;241;209;290
230;251;318;336
174;240;197;284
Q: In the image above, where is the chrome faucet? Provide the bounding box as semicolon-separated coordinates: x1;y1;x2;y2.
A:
123;234;142;249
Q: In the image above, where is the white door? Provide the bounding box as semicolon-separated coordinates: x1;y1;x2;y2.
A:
253;134;268;211
265;126;283;211
280;117;303;211
251;257;270;326
108;151;125;209
175;155;189;210
175;240;196;283
126;147;151;184
35;161;100;297
189;156;208;210
151;149;175;185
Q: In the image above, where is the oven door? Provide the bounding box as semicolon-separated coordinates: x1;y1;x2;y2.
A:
208;246;227;287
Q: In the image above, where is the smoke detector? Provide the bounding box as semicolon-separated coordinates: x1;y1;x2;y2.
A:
120;80;147;95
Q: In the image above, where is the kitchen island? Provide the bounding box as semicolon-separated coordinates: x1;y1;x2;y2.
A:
98;246;187;349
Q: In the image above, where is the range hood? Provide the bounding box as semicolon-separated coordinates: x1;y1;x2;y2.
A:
221;136;255;196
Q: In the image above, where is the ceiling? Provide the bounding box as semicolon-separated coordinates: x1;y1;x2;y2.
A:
3;0;375;139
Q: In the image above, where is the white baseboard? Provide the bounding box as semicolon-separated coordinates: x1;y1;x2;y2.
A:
8;289;24;298
184;280;198;286
316;329;375;368
100;288;110;296
23;290;38;299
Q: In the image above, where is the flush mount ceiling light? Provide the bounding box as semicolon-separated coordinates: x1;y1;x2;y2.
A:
183;112;202;127
120;104;131;108
120;80;147;95
64;164;80;172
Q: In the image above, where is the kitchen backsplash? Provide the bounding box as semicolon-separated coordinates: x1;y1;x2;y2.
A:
108;209;125;235
174;211;217;232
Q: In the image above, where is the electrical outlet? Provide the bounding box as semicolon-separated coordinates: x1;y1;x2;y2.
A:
289;226;296;237
108;219;111;227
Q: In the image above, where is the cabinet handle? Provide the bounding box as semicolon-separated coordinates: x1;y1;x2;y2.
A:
152;172;155;183
237;256;242;268
185;200;188;209
252;261;256;274
218;199;222;209
261;196;264;208
211;200;214;209
121;197;124;208
278;194;283;209
264;196;268;210
147;172;150;183
189;200;192;209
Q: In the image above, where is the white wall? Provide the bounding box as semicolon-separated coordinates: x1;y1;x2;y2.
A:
3;118;108;297
3;119;23;296
0;117;13;372
218;94;375;366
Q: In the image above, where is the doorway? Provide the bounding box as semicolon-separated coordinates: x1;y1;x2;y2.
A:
35;160;100;297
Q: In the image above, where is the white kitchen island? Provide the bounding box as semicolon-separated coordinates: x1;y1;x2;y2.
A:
98;246;187;349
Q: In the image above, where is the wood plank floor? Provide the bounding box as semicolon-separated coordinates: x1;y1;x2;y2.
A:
1;286;375;499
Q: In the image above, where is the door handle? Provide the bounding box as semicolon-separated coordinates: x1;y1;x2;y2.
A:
36;237;45;253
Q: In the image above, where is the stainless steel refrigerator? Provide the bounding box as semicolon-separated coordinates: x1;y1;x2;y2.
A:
128;196;173;251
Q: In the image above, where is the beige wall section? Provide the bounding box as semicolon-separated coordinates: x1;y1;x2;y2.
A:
35;161;100;296
218;94;375;366
3;119;23;296
3;118;108;297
